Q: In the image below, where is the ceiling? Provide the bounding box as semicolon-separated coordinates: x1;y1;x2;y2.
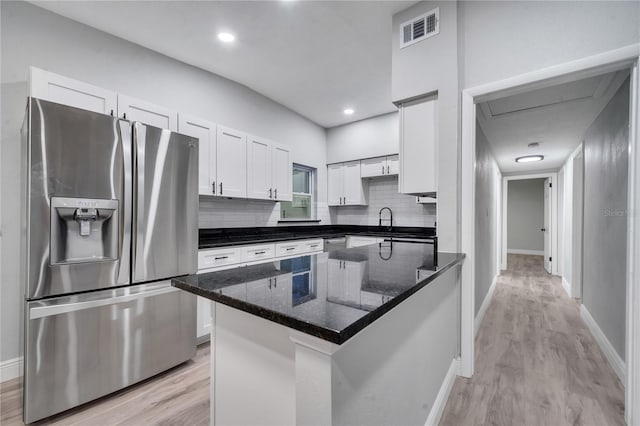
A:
30;0;415;128
477;70;629;174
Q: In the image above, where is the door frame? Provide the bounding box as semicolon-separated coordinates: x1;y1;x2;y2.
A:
501;173;558;273
460;44;640;426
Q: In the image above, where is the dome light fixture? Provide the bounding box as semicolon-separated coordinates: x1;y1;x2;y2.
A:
343;108;355;115
515;155;544;163
217;32;235;43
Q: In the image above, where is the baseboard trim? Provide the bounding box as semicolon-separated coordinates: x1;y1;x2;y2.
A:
580;305;626;385
0;356;23;383
561;277;571;298
474;275;497;337
507;249;544;256
425;358;459;426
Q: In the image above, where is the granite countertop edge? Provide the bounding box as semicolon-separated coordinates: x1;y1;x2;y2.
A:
172;252;465;345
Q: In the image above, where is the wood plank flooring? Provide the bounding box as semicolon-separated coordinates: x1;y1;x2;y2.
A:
0;343;210;426
440;254;625;426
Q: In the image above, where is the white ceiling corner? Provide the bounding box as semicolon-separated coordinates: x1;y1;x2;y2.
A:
29;0;416;128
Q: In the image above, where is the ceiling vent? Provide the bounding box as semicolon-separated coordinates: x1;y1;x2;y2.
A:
400;8;439;49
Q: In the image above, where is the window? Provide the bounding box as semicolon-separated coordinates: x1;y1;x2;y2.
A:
280;164;316;220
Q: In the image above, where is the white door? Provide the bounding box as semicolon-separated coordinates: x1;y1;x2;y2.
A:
543;178;551;273
216;126;247;198
29;67;117;115
360;157;386;177
117;94;177;130
178;114;217;196
247;135;273;200
327;164;344;206
386;155;399;176
343;161;365;205
272;144;293;202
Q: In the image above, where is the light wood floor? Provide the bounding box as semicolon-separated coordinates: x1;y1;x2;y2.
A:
0;343;210;426
440;254;625;426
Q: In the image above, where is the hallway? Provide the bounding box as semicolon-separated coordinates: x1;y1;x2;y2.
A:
440;254;625;426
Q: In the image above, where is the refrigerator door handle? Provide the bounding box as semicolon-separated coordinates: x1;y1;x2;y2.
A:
29;285;178;320
118;120;132;285
133;122;146;282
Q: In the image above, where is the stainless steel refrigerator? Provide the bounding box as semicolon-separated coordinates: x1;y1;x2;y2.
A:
22;98;198;423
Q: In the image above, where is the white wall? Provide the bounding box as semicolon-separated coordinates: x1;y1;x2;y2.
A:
0;1;327;364
582;78;630;361
507;179;545;253
560;145;583;296
459;1;640;89
474;123;501;315
329;176;436;228
326;113;398;164
392;1;459;252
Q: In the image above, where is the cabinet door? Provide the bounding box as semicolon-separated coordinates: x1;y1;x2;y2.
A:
343;261;366;304
272;144;293;202
270;273;292;314
29;67;117;115
360;157;386;178
327;164;344;206
343;161;367;205
399;96;437;194
117;94;178;131
216;126;247;198
247;135;273;200
327;259;345;300
246;278;272;308
179;114;217;196
386;155;399;176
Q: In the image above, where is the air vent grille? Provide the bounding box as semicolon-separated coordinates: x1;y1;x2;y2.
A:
400;8;439;49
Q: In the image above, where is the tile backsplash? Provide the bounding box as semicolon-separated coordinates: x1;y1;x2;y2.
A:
199;197;331;228
329;176;436;227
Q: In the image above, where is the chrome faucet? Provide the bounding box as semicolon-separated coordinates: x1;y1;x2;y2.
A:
379;207;393;230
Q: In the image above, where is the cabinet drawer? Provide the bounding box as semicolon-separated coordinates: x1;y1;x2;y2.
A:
302;239;324;253
275;241;303;258
198;247;243;270
242;244;276;263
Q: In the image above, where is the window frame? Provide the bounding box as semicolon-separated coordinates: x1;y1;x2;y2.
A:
280;163;317;221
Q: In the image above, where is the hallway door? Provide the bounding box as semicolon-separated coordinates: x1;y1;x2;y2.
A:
543;178;551;273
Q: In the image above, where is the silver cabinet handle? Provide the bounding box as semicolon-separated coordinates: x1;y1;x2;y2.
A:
254;251;266;255
269;188;272;199
286;247;296;251
387;165;390;174
220;182;223;195
382;165;385;174
309;245;318;248
212;181;216;195
274;188;278;199
215;256;228;260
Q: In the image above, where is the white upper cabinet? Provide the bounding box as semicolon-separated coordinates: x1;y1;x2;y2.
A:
29;67;117;115
117;94;178;131
272;144;292;202
247;135;273;200
217;126;247;198
247;138;292;202
327;164;344;206
360;155;399;178
179;114;217;196
328;161;367;206
399;96;437;195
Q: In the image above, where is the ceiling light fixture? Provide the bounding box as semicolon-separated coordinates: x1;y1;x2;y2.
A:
217;32;235;43
343;108;354;115
515;155;544;163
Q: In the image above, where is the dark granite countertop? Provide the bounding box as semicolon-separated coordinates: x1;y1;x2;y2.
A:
198;225;436;249
173;241;464;345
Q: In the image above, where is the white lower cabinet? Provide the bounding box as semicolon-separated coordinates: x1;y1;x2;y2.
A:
327;259;366;305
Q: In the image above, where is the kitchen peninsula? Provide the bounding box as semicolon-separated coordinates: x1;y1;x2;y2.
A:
173;240;464;425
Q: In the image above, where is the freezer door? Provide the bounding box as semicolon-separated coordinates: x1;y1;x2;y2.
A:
23;281;197;424
132;123;198;283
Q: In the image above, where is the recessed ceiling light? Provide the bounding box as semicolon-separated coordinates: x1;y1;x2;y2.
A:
515;155;544;163
218;32;235;43
343;108;354;115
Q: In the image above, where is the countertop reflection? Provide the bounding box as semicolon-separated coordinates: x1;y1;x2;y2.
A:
173;242;464;344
